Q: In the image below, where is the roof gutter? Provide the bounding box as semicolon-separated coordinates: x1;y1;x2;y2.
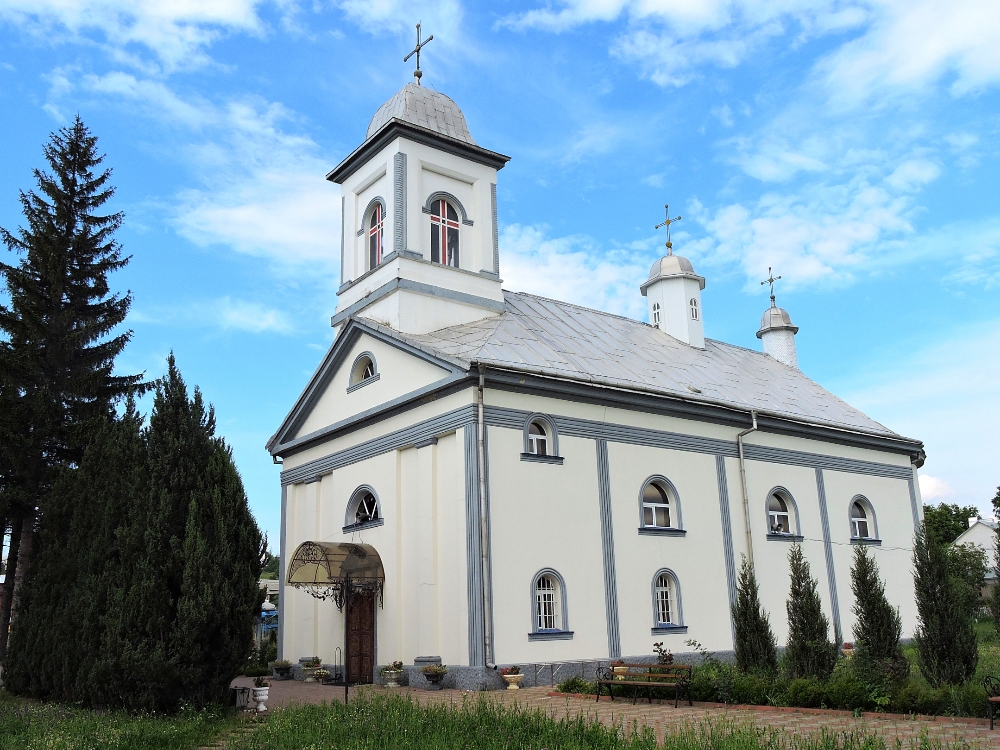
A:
737;410;759;568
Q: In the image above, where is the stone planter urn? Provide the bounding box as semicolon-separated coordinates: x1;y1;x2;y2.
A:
502;673;525;690
271;665;292;680
383;669;403;688
302;667;318;683
252;686;269;713
423;671;446;690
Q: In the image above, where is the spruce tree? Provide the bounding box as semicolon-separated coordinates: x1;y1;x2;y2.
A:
912;524;978;686
733;556;778;674
850;544;907;681
785;544;837;679
0;117;141;661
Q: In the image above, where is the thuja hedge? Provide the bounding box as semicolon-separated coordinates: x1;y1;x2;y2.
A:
557;661;987;718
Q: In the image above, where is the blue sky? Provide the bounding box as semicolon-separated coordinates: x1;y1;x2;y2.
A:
1;0;998;548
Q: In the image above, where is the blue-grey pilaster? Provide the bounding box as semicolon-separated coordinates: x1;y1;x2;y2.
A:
393;153;406;254
815;468;843;645
464;425;486;666
278;484;287;661
490;182;499;275
906;475;920;531
595;439;621;659
715;455;738;644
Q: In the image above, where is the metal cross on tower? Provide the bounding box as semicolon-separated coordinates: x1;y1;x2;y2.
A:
404;23;434;85
760;267;782;307
654;204;682;255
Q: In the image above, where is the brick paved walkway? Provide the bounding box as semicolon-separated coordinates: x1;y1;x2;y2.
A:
230;677;999;748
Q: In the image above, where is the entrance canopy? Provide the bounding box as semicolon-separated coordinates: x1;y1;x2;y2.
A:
286;541;385;610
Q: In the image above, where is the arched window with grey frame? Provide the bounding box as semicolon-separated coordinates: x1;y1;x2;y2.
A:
344;485;383;532
359;197;387;271
765;487;801;539
638;476;685;536
651;568;687;634
528;569;572;640
520;414;563;464
850;496;879;542
347;351;379;392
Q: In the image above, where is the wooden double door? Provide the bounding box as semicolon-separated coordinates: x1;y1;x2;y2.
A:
346;591;375;684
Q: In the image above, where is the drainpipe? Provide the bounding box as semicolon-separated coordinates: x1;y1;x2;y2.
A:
477;364;493;664
737;410;759;567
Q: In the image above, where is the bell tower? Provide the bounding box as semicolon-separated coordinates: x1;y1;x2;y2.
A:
327;80;510;336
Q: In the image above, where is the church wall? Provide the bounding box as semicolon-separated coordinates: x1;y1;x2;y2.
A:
294;333;451;439
747;430;914;470
340;141;393;285
487;427;610;664
607;442;734;656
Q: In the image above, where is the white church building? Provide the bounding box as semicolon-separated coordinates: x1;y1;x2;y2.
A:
268;81;925;689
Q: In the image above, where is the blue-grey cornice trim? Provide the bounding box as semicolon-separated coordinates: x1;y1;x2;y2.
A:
520;453;564;464
330;278;505;328
337;250;492;299
393;153;406;253
343;518;384;533
414;436;438;448
638;527;687;537
491;182;499;275
528;631;574;641
421;191;474;225
596;440;621;659
327;120;511;185
279;404;477;485
743;444;913;479
481;368;923;463
267;317;469;456
464;424;487;666
815;468;842;646
358;196;387;236
851;538;882;546
765;533;805;542
715;455;738;645
651;626;688;635
347;373;380;393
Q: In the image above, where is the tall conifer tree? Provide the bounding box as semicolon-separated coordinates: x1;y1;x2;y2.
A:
733;556;778;674
850;544;907;681
785;544;837;679
0;117;141;661
912;524;978;686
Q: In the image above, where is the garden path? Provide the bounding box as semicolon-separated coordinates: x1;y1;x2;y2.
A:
230;678;1000;748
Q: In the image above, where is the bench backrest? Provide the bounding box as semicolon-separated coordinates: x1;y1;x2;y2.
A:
609;664;691;681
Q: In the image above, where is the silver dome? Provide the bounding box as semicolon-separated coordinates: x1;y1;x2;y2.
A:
367;83;476;145
756;306;799;339
640;254;706;295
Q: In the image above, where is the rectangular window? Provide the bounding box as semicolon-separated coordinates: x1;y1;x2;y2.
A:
853;519;869;538
430;225;440;263
656;587;671;624
643;505;670;528
537;591;556;630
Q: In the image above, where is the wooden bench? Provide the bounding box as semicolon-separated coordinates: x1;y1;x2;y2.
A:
986;676;1000;729
595;663;692;707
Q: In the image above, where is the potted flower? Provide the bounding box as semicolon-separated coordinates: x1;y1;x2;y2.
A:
314;668;332;684
842;642;855;659
302;658;321;682
499;665;524;690
611;659;628;679
252;676;269;713
270;660;292;680
421;663;448;690
380;661;404;687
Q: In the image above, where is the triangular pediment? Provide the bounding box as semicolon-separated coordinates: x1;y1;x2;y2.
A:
267;319;468;456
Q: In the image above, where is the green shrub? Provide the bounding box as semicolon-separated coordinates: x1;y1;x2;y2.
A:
786;677;826;708
825;673;872;711
557;676;596;695
732;557;778;675
785;545;838;680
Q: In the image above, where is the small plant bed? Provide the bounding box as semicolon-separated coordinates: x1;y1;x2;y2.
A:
0;690;239;750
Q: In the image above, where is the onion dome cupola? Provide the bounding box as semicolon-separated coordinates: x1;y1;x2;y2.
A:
326;75;511;336
756;270;799;368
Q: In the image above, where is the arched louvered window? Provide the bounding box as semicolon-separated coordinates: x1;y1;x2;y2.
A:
652;302;661;326
430;199;460;267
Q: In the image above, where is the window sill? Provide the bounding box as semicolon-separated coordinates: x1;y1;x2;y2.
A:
520;453;564;465
528;630;574;641
766;533;803;542
343;518;384;533
347;374;380;393
638;527;686;537
651;625;688;635
851;537;881;546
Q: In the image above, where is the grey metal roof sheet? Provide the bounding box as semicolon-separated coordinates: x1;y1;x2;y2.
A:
399;290;898;438
367;83;476;145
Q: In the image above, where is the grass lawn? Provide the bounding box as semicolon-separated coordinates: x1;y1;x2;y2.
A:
0;690;238;750
225;693;966;750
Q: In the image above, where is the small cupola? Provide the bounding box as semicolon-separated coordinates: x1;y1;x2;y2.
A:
640;254;706;349
756;272;799;367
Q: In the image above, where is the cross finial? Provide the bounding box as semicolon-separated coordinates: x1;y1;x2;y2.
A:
760;267;782;307
654;204;682;256
403;22;434;85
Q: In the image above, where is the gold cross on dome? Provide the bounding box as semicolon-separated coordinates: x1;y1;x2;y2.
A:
760;267;782;306
404;22;434;85
654;204;682;255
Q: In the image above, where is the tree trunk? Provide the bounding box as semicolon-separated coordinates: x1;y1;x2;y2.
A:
0;513;24;665
9;514;34;629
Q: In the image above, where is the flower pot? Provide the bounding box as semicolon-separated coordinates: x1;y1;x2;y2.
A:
272;666;291;680
301;667;318;683
613;666;628;680
252;686;269;713
423;671;446;690
502;673;524;690
383;669;403;688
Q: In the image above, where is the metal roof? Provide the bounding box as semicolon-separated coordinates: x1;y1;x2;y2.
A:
399;290;899;438
367;83;476;145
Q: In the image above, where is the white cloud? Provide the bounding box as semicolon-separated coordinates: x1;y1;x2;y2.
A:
499;224;653;320
0;0;270;72
884;159;941;192
133;296;293;333
841;320;1000;515
919;475;955;502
